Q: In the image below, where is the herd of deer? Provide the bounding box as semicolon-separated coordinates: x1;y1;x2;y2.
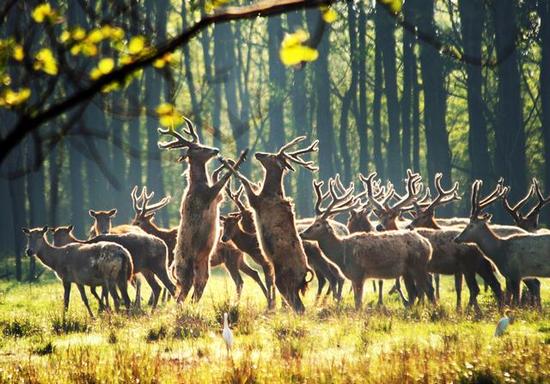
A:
22;118;550;317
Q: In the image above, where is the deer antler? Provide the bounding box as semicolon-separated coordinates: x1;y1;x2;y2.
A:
132;186;171;218
415;173;460;213
225;184;247;213
389;169;422;212
313;176;358;219
502;181;534;222
278;136;319;171
471;179;506;218
526;178;550;219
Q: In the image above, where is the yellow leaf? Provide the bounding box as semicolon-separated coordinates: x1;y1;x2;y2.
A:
153;58;166;68
128;36;145;55
380;0;402;14
160;114;184;127
321;7;337;23
13;45;24;61
0;88;31;107
60;30;71;43
32;3;56;23
98;58;115;74
71;27;86;41
90;67;102;80
279;29;319;66
81;43;98;57
156;103;174;115
34;48;58;75
101;81;121;93
1;73;11;86
87;28;104;43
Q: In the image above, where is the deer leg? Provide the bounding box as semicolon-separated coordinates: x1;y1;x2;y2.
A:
239;261;269;300
316;274;326;302
352;280;364;310
90;286;104;312
142;271;162;309
402;274;416;307
76;284;94;318
191;258;210;303
372;280;377;293
454;273;463;311
174;261;194;304
63;281;72;313
134;275;142;308
106;281;120;312
464;271;481;314
476;259;503;308
434;273;441;300
262;265;276;309
225;259;244;300
117;273;132;311
511;279;521;307
152;264;176;298
377;280;384;307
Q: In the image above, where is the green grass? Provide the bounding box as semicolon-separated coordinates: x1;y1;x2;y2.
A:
0;269;549;383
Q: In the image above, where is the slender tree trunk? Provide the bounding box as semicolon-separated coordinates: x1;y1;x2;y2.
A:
373;12;384;177
492;0;526;204
412;57;421;173
267;16;286;152
357;3;369;173
212;24;224;150
26;133;46;280
459;0;492;184
417;0;452;212
401;0;415;172
288;11;313;216
377;4;402;183
538;0;550;225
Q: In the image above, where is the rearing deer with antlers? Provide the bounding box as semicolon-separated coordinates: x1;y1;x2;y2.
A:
158;117;247;303
220;136;318;313
455;180;550;306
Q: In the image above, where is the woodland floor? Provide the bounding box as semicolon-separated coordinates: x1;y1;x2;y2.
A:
0;266;549;383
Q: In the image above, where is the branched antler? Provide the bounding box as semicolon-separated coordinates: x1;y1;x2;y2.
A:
277;136;319;171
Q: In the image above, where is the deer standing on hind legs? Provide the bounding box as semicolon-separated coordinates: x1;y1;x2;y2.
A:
220;136;318;313
158;117;247;304
455;180;550;307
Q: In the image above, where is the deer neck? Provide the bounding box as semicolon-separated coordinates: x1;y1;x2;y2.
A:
188;161;209;187
315;228;346;268
36;237;62;271
232;227;258;252
470;226;504;263
260;168;284;197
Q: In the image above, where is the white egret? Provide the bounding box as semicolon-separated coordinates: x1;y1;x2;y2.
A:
495;310;514;337
222;312;233;354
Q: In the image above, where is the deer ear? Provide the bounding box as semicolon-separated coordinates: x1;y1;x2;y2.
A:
89;210;96;218
219;215;227;222
41;226;49;233
108;209;117;217
480;213;492;222
68;225;74;233
22;227;30;234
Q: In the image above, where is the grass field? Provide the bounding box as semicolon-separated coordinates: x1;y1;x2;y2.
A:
0;267;549;383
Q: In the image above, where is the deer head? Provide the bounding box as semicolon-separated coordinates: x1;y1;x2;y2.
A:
50;225;75;246
158;117;219;167
225;185;256;233
89;209;117;235
219;213;242;243
502;178;550;232
360;169;422;231
22;226;49;256
455;179;506;244
254;136;319;174
408;173;461;229
131;186;171;228
300;176;358;241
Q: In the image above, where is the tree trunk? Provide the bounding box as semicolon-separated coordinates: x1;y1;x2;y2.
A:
459;0;492;185
417;0;452;213
373;11;384;177
401;0;416;172
377;4;402;183
267;16;286;152
538;0;550;225
357;2;369;173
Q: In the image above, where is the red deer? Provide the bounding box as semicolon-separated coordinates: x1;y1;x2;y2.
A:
455;180;550;306
130;186;269;303
88;209;145;237
220;136;319;313
23;226;133;317
300;178;432;310
157;118;247;303
51;225;174;309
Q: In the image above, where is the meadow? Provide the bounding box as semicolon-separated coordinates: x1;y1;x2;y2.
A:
0;268;549;384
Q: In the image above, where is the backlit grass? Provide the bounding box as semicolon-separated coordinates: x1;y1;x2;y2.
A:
0;268;549;383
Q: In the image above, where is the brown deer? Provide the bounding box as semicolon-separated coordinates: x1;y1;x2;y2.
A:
158;118;247;303
219;136;319;313
88;209;145;237
455;180;550;306
23;226;133;317
300;178;432;310
130;186;269;303
51;225;174;309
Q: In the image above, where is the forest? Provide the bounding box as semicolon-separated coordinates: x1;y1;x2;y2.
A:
0;0;548;281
